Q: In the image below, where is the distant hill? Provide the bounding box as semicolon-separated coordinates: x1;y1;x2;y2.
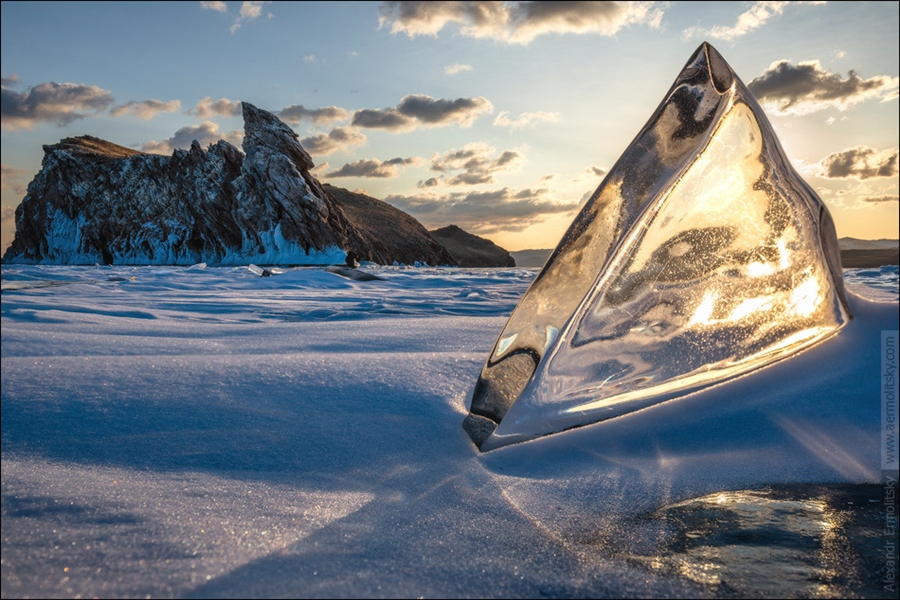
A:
323;184;455;267
838;238;898;267
429;225;515;267
509;249;552;268
838;237;899;251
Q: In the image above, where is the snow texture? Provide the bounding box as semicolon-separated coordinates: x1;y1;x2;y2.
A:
1;264;897;598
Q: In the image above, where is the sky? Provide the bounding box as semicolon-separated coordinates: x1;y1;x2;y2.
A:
1;263;897;597
1;1;898;254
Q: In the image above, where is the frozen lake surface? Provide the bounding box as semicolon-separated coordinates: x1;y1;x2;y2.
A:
2;264;897;598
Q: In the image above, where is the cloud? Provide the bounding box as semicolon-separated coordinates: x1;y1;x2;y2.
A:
683;1;825;41
141;121;243;155
1;74;20;87
323;157;422;179
2;164;30;197
492;110;560;129
303;55;317;63
506;0;665;43
684;1;827;41
351;94;493;132
277;104;350;126
189;97;242;118
587;166;607;178
239;0;265;18
378;1;664;44
300;126;367;156
861;195;899;204
384;186;578;234
378;1;508;38
431;143;525;186
1;81;114;130
817;146;898;180
350;108;414;131
230;1;270;34
1;204;16;222
200;1;227;13
425;143;524;187
110;99;182;120
444;63;472;76
748;59;899;115
817;179;900;211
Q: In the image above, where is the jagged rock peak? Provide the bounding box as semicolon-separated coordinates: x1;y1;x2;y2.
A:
2;103;358;265
241;101;314;171
2;102;461;268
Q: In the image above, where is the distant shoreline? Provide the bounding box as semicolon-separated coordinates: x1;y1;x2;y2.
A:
838;248;900;269
511;246;900;270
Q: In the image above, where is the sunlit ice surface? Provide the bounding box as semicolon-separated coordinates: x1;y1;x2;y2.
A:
844;265;899;302
613;485;889;599
465;42;852;451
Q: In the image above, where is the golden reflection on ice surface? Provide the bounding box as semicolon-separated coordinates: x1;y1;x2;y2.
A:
465;42;851;451
623;485;887;599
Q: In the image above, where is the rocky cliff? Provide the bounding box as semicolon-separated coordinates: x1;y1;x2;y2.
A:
324;184;455;267
2;103;454;267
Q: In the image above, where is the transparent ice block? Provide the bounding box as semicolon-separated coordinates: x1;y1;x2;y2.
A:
464;42;851;451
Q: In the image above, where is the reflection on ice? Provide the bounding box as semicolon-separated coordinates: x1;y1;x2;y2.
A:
624;485;886;598
465;42;852;451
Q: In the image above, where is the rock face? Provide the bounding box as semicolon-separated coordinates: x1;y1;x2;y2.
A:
2;103;453;267
429;225;515;267
324;184;455;267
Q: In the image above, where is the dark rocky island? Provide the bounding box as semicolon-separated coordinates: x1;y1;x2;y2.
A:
2;103;458;267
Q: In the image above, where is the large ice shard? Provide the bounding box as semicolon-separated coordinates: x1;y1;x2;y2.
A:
464;42;852;452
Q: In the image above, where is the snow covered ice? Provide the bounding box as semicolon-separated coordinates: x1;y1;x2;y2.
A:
1;262;897;598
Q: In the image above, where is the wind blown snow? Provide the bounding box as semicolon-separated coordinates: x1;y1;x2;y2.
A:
1;264;897;598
